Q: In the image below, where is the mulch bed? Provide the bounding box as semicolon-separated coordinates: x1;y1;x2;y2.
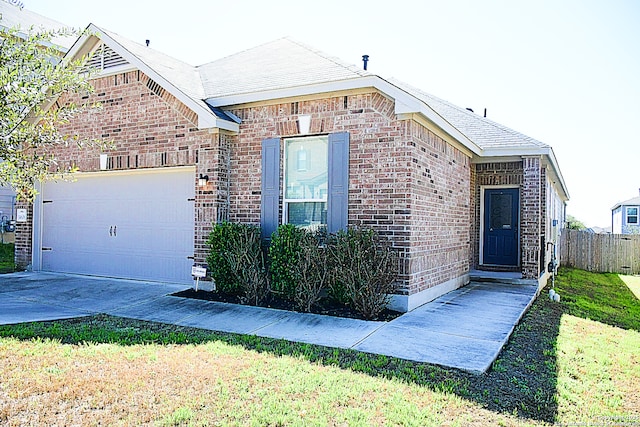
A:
171;288;403;322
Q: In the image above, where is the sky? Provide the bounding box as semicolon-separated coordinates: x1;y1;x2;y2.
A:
18;0;640;228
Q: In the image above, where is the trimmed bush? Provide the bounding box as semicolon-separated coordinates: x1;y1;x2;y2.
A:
224;224;269;306
292;231;331;312
206;222;243;294
328;227;399;320
268;224;306;300
207;222;269;305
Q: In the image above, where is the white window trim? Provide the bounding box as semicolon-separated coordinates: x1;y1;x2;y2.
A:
626;206;639;225
282;136;328;226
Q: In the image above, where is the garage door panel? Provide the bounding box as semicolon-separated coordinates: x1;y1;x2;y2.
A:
41;168;195;284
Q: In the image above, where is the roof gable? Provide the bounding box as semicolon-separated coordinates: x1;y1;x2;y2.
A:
58;26;568;200
198;38;369;99
64;24;238;131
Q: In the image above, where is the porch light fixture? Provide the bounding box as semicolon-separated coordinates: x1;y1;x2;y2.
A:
198;174;209;186
297;114;311;135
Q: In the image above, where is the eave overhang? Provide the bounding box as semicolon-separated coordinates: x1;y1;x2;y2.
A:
64;24;239;133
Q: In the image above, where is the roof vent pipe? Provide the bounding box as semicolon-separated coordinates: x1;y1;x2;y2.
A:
362;55;369;70
145;39;150;47
484;108;487;118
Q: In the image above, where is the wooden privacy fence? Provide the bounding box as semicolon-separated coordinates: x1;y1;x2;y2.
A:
559;229;640;275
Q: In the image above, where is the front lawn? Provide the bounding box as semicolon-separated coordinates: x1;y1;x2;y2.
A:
0;267;638;425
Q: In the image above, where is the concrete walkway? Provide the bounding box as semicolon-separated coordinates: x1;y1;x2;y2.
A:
0;271;539;373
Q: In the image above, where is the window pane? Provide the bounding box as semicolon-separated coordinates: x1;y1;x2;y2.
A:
490;193;513;229
287;202;327;228
285;136;328;200
628;207;638;224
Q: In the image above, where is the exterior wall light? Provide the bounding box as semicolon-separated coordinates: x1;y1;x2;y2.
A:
198;174;209;186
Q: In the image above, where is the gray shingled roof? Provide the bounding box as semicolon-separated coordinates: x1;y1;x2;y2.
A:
0;3;76;50
612;196;640;210
72;26;559;162
198;38;370;99
102;28;205;100
196;38;550;153
387;78;550;152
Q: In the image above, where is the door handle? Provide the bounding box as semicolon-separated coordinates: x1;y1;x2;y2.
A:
109;226;113;236
113;225;117;237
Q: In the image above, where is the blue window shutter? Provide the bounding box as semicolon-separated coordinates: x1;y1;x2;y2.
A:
261;138;280;239
327;132;350;233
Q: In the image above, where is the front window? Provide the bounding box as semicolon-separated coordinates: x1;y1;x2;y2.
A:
627;207;638;224
284;135;328;229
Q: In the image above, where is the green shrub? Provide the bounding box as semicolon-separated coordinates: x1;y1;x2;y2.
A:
206;222;243;294
0;243;15;273
223;224;269;306
207;222;269;304
328;227;399;320
292;231;331;312
268;224;307;300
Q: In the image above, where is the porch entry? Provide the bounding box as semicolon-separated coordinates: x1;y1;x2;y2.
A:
483;188;519;266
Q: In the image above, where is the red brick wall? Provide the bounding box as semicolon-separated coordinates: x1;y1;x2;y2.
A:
50;71;208;172
471;161;524;271
16;71;222;267
20;75;473;296
471;159;544;278
521;156;542;278
403;121;471;295
228;92;471;295
14;201;32;269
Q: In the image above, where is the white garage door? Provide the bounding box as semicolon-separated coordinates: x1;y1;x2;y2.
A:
40;167;195;284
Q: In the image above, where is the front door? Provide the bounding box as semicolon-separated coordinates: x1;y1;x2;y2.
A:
483;188;519;266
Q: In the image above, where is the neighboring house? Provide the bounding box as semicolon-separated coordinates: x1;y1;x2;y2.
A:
588;226;612;235
612;192;640;234
0;2;76;52
14;22;569;312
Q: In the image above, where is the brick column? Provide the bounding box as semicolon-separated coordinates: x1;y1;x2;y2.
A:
193;132;233;267
521;156;542;278
14;201;33;270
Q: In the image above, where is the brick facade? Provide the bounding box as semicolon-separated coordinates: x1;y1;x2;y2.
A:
15;71;221;266
521;156;542;278
18;65;555;307
470;158;546;279
226;92;471;297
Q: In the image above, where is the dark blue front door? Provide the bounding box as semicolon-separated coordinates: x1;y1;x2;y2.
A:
483;188;519;266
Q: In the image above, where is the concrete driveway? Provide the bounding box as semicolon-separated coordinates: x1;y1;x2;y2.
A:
0;271;539;373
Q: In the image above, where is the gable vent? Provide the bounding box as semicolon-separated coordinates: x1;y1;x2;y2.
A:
146;78;165;97
85;43;129;72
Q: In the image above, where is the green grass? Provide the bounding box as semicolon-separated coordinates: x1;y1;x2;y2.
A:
1;267;639;425
0;243;15;273
554;267;640;330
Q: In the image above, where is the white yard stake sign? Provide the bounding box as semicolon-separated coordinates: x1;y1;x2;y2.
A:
191;266;207;291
